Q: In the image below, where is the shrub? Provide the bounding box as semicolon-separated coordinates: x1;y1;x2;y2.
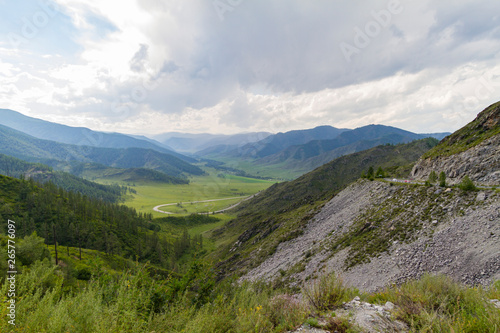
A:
458;176;477;191
382;274;500;332
17;232;51;266
428;171;438;184
302;273;348;312
439;172;446;187
305;317;320;328
324;316;361;333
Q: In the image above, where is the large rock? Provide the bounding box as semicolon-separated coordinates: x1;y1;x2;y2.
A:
411;134;500;185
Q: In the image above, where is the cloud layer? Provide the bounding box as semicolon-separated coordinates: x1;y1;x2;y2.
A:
1;0;499;134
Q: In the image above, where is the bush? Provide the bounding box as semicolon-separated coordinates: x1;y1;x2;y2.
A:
380;274;500;332
76;264;92;280
428;171;438;184
458;176;477;191
17;232;51;266
324;316;361;333
439;172;446;187
302;273;348;312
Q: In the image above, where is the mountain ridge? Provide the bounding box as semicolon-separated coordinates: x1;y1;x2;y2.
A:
412;101;500;185
212;101;500;294
0;124;204;178
0;108;193;162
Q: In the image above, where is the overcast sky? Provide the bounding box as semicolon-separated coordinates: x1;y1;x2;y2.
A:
1;0;499;135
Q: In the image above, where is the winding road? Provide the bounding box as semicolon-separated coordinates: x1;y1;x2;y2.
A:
153;194;257;215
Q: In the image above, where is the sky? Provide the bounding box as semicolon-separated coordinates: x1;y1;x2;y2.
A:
0;0;500;136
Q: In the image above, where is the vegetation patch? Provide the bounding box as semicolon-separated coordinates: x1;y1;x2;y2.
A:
329;183;477;269
422;101;500;159
368;274;500;332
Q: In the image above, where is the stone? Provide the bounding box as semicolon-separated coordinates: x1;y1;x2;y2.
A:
476;192;487;201
384;301;395;311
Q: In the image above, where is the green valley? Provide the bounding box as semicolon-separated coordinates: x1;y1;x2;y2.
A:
0;101;498;333
94;168;276;217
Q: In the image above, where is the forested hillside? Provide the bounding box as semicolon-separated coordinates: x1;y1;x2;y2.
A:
0;174;201;269
0;124;204;178
0;154;128;203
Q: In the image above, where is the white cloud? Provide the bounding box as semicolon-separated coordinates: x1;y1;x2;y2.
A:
0;0;499;135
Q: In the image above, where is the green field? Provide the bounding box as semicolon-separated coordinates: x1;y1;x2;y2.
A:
205;156;303;180
93;169;276;217
156;197;245;215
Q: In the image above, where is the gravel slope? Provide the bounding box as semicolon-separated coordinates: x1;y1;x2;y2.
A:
242;180;500;292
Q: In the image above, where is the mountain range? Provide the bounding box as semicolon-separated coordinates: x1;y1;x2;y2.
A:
151;131;272;154
0;123;203;178
0;108;189;161
198;124;450;178
214;101;500;294
0;108;451;181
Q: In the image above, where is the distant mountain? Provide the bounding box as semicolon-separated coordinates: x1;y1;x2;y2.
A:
0;109;193;162
259;125;426;170
127;134;176;151
418;132;451;141
210;125;350;159
152;132;272;154
93;167;189;184
201;124;443;179
0;124;204;178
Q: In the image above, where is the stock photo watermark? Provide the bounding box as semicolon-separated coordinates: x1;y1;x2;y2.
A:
6;219;17;326
452;73;500;122
340;0;403;63
213;0;245;21
7;0;60;48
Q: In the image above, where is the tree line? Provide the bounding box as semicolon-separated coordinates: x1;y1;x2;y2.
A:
0;174;203;270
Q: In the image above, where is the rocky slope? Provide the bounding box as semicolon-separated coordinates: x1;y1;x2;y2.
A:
411;101;500;185
242;179;500;292
411;134;500;185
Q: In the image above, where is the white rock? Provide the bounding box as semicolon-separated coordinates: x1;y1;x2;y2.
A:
384;301;395;311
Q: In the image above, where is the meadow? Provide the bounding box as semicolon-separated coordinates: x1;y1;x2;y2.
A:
94;169;276;218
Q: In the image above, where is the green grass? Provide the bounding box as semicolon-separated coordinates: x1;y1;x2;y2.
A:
93;168;275;217
368;274;500;332
205;156;301;180
1;249;498;333
423;101;500;159
158;198;244;215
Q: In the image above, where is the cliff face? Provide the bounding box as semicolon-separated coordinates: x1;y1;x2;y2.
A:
242;180;500;292
411;101;500;185
411;134;500;185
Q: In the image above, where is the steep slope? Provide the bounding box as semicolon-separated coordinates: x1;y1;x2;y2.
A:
0;124;204;178
0;109;192;161
412;101;500;185
243;180;499;292
213;138;438;277
214;102;500;293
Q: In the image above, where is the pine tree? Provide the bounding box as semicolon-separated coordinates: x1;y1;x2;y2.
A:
439;172;446;187
428;171;438;183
